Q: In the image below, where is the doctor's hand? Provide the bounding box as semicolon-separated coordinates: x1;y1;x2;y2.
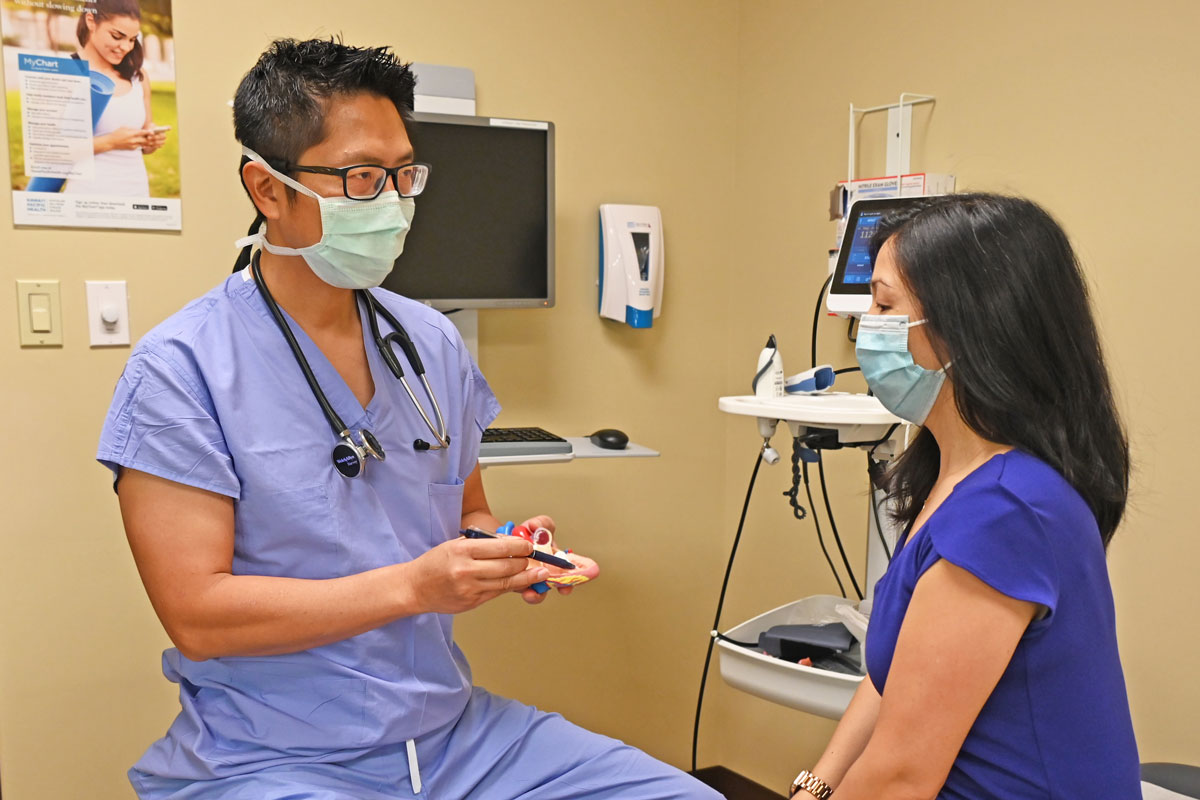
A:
515;514;558;605
407;535;549;614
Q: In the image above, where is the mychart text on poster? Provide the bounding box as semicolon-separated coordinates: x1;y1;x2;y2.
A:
19;53;95;178
1;0;181;230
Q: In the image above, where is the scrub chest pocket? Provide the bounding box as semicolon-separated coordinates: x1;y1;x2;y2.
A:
427;479;465;547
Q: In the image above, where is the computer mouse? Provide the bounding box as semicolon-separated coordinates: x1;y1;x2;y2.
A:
589;428;629;450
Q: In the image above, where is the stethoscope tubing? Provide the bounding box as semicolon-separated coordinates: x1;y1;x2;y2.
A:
362;291;450;449
250;251;451;457
251;252;353;440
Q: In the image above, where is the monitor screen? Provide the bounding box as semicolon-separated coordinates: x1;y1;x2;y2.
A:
840;208;884;288
827;197;929;316
830;198;915;295
382;113;555;309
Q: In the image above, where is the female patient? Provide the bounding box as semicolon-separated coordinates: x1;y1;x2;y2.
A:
789;194;1139;799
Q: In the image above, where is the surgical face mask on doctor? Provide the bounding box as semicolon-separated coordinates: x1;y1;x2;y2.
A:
236;146;416;290
855;314;951;426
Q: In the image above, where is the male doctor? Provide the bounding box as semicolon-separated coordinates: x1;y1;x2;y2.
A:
99;37;719;800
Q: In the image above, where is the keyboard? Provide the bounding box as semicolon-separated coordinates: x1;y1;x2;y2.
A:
479;426;573;458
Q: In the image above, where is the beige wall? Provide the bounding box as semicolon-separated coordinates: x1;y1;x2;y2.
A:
716;0;1200;789
1;1;1196;797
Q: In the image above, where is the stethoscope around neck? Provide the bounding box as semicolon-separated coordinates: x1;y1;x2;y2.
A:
250;251;450;478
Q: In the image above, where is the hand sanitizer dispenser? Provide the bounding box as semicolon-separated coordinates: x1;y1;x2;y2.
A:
599;204;664;328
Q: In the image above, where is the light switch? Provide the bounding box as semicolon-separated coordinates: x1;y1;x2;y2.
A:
29;293;52;332
85;280;130;346
16;280;62;347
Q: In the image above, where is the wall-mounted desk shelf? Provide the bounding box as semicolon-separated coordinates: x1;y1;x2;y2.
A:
479;436;659;467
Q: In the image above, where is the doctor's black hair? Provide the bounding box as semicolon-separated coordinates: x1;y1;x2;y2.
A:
870;193;1129;547
231;38;417;271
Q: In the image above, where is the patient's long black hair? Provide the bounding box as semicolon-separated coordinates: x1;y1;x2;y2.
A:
872;194;1129;547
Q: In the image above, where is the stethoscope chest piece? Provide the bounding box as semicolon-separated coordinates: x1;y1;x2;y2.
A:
332;440;366;478
332;430;386;478
360;429;385;458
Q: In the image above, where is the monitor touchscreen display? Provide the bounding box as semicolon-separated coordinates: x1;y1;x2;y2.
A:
842;210;884;287
830;197;921;296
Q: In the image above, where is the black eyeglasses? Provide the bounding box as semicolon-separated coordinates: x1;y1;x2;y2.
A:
282;162;431;201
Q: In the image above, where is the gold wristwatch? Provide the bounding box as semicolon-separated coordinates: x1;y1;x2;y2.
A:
790;769;834;799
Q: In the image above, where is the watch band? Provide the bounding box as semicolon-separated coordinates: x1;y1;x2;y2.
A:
790;769;834;799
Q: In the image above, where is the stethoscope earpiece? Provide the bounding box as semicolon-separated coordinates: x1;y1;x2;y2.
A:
413;434;451;451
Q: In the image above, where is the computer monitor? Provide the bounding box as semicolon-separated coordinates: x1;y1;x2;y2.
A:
382;112;555;310
827;197;921;317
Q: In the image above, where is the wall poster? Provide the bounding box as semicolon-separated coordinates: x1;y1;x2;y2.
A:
1;0;180;230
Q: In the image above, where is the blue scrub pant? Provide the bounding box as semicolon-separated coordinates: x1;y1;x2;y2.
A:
130;687;723;799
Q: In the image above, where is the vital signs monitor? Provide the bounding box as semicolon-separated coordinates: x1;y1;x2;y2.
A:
827;197;919;316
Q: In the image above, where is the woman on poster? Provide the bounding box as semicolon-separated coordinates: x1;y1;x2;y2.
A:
64;0;166;197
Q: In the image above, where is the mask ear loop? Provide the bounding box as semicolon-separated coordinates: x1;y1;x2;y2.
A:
241;146;322;200
233;154;265;274
360;291;451;450
907;318;954;373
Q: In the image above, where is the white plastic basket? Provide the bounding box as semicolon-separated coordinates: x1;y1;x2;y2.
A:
716;595;865;719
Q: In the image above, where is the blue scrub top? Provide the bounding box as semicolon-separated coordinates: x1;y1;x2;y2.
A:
866;450;1140;799
97;270;500;781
